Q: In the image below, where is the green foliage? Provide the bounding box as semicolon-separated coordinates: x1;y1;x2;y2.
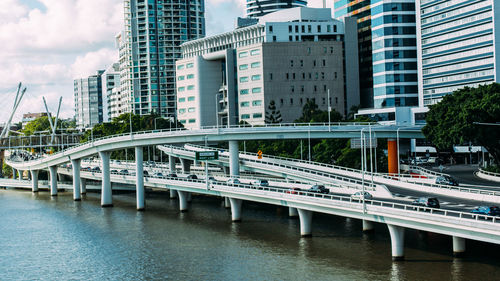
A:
483;165;500;174
23;116;76;136
423;83;500;165
2;163;12;178
265;100;282;124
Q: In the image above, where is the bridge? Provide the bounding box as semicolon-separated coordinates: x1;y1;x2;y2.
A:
4;123;500;261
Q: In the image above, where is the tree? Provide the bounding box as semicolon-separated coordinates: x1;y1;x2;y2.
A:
423;83;500;165
265;100;282;124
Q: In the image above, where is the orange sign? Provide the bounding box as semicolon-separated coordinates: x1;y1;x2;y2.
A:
257;150;263;159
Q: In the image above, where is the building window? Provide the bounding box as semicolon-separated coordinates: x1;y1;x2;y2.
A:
180;120;186;124
239;51;248;58
321;72;325;79
333;25;337;32
307;47;311;54
335;72;337;79
286;73;290;80
289;25;292;32
289;36;293;41
241;102;250;107
273;36;276;42
322;59;326;66
290;60;294;67
177;64;185;70
315;72;318;79
179;97;186;102
290;98;293;104
239;64;248;70
188;119;196;123
308;25;311;33
251;75;261;81
301;85;304;92
301;25;305;33
178;76;185;81
335;97;338;104
322;97;326;104
314;85;317;92
317;25;321;32
250;49;260;56
241;114;250;119
269;25;273;33
295;35;299;41
280;99;284;105
313;60;316;67
178;86;185;92
179;108;186;113
187;96;195;101
253;113;262;118
187;85;195;90
251;62;260;68
330;47;334;54
252;100;262;106
291;85;295;93
188;107;195;113
295;25;299;33
240;76;249;82
252;87;262;93
327;25;331;32
300;98;303;105
240;89;249;95
292;73;296;79
300;60;303;67
186;63;194;68
302;73;305;79
323;85;327;91
187;74;194;79
269;73;273;80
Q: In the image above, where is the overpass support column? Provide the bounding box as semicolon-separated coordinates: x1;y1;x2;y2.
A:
169;155;175;174
49;165;58;196
229;140;239;177
229;198;242;222
453;236;466;257
177;190;189;212
135;146;145;211
289;207;298;217
30;170;39;193
71;159;81;201
387;224;405;261
180;158;191;174
18;170;22;180
99;151;112;207
12;168;16;179
170;189;177;199
80;178;87;194
363;220;374;232
224;197;230;208
297;209;313;237
387;139;398;175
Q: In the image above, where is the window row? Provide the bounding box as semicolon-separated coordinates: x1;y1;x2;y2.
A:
176;62;194;70
178;96;195;102
241;113;263;119
238;49;261;58
238;62;261;70
240;75;261;82
177;74;195;80
179;119;196;124
240;100;262;107
177;85;195;91
284;72;334;80
240;87;262;95
178;107;196;114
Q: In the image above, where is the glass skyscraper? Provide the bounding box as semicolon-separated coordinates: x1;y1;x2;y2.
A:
416;0;499;106
246;0;307;18
121;0;205;117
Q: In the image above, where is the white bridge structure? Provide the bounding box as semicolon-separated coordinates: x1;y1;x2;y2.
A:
4;124;500;261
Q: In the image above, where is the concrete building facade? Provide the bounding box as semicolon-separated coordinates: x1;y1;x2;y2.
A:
101;63;120;122
176;8;359;129
74;71;104;129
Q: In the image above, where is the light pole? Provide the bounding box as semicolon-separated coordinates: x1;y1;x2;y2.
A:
129;112;133;135
396;127;401;178
360;127;366;213
327;89;331;131
215;94;219;128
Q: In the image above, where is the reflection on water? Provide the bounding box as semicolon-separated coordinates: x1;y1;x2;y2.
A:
0;189;499;280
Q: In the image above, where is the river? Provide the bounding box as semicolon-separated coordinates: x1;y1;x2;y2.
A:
0;189;499;280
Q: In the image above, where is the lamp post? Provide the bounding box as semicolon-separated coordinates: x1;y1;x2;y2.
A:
396;127;401;178
327;89;331;131
360;127;366;213
215;94;219;128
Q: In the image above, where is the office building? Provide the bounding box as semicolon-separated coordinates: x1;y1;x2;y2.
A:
101;63;120;122
120;0;205;118
416;0;500;106
176;7;359;129
74;71;104;129
246;0;307;18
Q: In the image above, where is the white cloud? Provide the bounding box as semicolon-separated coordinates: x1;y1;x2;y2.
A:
71;48;118;79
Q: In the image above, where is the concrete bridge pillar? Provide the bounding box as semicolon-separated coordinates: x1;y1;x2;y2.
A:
177;190;189;212
222;166;229;175
80;178;87;194
229;198;242;222
387;139;398;175
180;158;191;174
229;140;240;177
297;209;313;237
49;165;58;196
288;207;298;217
71;159;81;201
387;224;405;261
12;168;16;179
135;146;145;211
99;151;112;207
453;236;466;257
363;220;374;232
187;192;192;202
169;155;176;174
224;197;230;208
30;170;39;193
170;189;177;199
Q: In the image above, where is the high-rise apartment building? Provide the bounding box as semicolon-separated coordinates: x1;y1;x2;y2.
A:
120;0;205;118
101;63;120;122
74;71;104;129
176;8;359;129
246;0;307;18
416;0;500;106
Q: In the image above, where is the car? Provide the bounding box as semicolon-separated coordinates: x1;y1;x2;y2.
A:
119;169;129;175
91;166;101;172
435;175;458;186
308;185;329;194
208;176;217;183
227;178;241;185
251;179;269;187
471;206;500;216
351;191;373;200
412;197;440;209
81;167;91;172
146;161;156;167
110;169;118;174
286;187;303;194
166;173;177;178
154;172;164;178
143;170;149;176
186;174;198;180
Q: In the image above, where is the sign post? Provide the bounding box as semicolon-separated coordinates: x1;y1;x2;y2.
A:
195;151;219;190
257;150;263;159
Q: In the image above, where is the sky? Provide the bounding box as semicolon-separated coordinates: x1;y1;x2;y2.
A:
0;0;330;123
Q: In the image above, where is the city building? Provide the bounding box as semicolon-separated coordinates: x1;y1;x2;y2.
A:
416;0;500;106
74;70;104;129
119;0;205;119
21;112;48;128
101;63;120;122
176;7;359;129
246;0;307;18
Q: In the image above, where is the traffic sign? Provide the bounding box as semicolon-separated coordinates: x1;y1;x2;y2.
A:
257;150;263;159
195;151;218;161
